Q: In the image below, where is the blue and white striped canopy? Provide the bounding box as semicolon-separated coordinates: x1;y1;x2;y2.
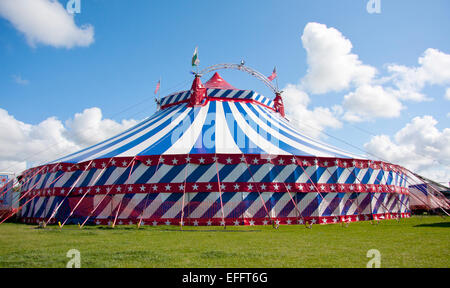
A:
54;82;363;164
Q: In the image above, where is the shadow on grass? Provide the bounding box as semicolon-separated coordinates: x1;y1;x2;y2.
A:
414;222;450;228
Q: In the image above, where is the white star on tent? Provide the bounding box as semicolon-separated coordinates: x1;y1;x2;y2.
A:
262;220;268;225
343;162;348;167
111;160;116;165
320;185;325;191
101;162;106;168
275;219;280;225
172;158;178;164
129;221;133;225
185;156;191;163
165;184;171;191
234;184;239;190
330;185;336;191
333;217;338;223
314;159;319;165
249;220;255;226
291;157;296;163
106;187;112;192
116;186;121;192
79;189;83;194
152;221;158;226
226;157;232;164
260;184;267;190
298;184;304;191
193;220;199;226
140;186;146;191
220;220;226;226
234;220;240;226
95;220;101;225
310;218;316;224
309;185;315;191
122;161;128;166
128;186;133;192
85;164;90;170
323;161;328;166
118;220;123;225
152;185;158;191
355;216;359;221
206;184;212;190
286;219;292;225
286;184;292;190
352;160;357;166
302;160;308;165
340;185;345;190
220;183;226;190
199;157;205;164
240;156;246;162
179;184;184;191
179;221;184;226
67;166;71;171
160;157;165;163
207;220;212;226
192;184;199;190
253;158;259;164
96;187;100;193
297;219;304;224
278;159;284;164
334;160;339;165
212;156;218;162
322;218;327;223
273;183;279;190
165;220;171;226
146;159;152;165
247;184;253;190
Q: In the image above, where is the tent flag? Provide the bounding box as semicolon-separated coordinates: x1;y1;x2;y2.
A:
267;67;277;81
192;46;200;67
154;79;160;95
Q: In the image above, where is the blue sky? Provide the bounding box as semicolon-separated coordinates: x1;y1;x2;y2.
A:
0;0;449;182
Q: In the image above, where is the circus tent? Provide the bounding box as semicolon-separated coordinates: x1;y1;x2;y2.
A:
6;66;415;227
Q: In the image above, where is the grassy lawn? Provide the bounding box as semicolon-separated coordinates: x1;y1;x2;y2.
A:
0;216;448;268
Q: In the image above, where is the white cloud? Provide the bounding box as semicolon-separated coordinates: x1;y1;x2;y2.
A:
364;116;450;183
283;84;342;138
387;48;450;101
0;108;138;175
0;0;94;48
12;74;29;85
300;22;377;94
66;108;138;147
445;88;450;100
342;85;404;122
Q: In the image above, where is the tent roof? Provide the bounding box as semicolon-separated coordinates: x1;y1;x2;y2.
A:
204;72;237;90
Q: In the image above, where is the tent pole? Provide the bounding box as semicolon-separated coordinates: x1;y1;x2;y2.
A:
214;154;226;229
180;155;190;230
242;155;273;227
137;155;164;228
112;157;137;228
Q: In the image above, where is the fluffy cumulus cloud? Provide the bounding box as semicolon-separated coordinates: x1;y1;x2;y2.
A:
300;22;377;94
342;85;404;122
387;48;450;101
445;88;450;100
0;108;138;175
282;84;342;138
364;116;450;183
294;23;450;123
0;0;94;48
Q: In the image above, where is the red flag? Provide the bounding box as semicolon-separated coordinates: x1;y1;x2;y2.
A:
154;80;160;94
267;67;277;81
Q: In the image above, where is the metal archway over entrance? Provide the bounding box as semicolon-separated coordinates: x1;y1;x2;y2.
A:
198;63;279;95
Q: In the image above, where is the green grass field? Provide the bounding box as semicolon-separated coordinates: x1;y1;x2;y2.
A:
0;216;448;268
